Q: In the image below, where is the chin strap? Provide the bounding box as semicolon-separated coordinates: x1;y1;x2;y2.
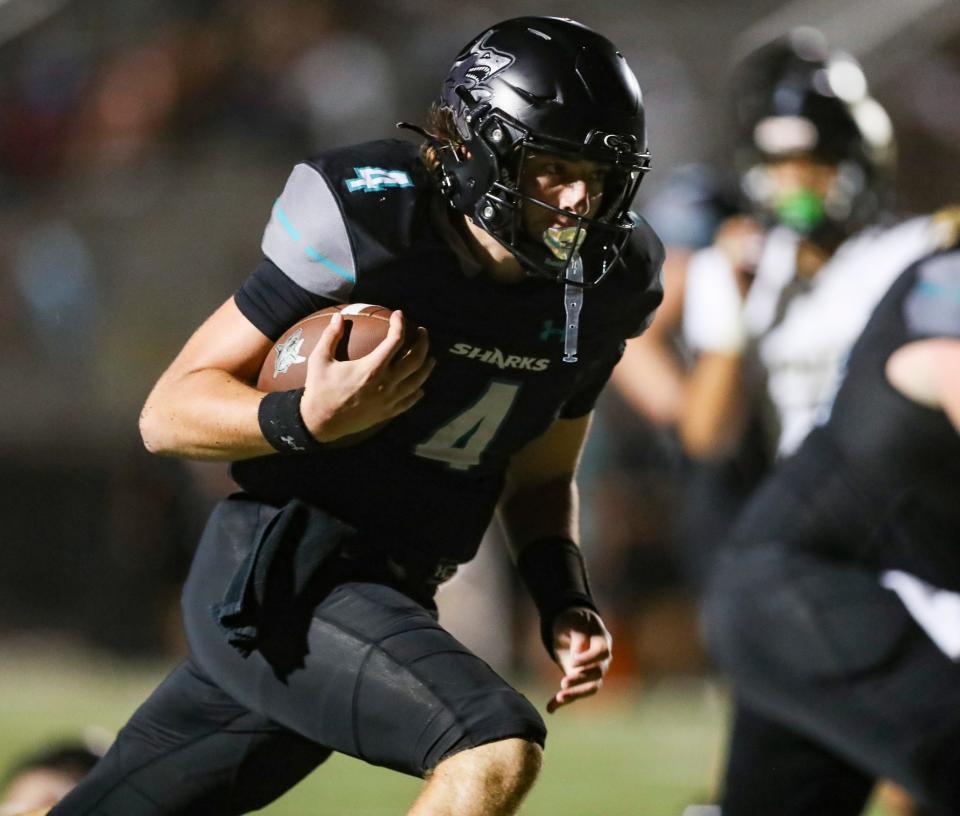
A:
562;255;584;363
402;117;588;364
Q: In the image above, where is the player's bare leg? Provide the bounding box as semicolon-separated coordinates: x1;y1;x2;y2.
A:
407;738;542;816
875;782;924;816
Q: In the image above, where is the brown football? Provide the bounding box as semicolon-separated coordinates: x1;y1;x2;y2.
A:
257;303;397;391
257;303;401;446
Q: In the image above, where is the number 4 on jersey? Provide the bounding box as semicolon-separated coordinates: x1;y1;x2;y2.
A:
415;381;520;470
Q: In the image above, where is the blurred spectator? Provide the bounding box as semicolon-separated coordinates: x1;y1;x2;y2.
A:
0;1;329;655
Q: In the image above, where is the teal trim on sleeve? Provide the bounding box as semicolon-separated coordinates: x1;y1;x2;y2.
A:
273;200;356;284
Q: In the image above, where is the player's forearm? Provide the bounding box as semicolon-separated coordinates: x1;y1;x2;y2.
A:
942;379;960;435
498;414;589;555
609;336;687;426
886;339;960;433
678;351;749;459
501;479;601;667
928;340;960;433
609;250;689;426
139;368;274;461
498;478;580;558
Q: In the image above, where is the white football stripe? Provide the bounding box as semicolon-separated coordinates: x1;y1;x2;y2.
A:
340;303;377;315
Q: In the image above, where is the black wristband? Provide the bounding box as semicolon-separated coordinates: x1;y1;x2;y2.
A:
258;388;326;454
516;536;598;659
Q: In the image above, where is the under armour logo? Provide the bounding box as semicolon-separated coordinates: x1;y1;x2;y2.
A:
280;435;306;452
539;320;564;342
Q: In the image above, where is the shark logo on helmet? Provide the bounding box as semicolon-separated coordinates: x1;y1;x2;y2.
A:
459;32;515;87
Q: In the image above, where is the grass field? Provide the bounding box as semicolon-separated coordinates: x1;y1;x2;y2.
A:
0;645;894;815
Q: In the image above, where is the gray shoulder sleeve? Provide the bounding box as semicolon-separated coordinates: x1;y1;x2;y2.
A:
904;251;960;338
261;163;357;300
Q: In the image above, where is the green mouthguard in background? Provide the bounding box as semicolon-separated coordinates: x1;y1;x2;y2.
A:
774;189;827;234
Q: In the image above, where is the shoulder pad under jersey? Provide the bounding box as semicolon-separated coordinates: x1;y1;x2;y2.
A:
621;213;665;336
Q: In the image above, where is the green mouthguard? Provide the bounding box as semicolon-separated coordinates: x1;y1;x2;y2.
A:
543;225;587;260
775;189;827;234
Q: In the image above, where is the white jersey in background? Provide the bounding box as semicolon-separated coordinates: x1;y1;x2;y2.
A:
683;216;943;457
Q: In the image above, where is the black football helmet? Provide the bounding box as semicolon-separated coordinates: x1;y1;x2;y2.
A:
424;17;650;290
732;28;895;244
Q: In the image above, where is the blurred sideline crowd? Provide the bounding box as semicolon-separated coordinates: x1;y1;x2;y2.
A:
0;0;441;654
1;0;959;691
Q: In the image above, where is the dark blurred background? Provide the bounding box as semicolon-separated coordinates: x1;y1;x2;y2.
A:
1;0;958;666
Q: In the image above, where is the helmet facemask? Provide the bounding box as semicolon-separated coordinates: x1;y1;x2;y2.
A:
435;92;649;290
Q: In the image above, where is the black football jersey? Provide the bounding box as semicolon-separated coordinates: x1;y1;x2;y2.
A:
230;139;663;566
728;246;960;586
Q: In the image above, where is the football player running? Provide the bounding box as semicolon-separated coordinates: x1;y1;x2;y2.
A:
49;18;663;816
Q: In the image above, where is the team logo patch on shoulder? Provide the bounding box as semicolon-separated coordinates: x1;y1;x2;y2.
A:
273;328;307;377
345;167;414;193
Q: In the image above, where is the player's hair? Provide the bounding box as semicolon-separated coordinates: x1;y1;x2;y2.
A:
419;102;461;173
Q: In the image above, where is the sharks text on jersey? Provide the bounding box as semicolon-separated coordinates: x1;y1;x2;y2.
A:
449;343;551;371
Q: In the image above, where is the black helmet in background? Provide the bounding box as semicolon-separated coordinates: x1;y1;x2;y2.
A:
732;28;895;244
431;16;651;287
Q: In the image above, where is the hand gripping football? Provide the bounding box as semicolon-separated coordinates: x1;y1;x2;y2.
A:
257;303;397;391
258;304;406;447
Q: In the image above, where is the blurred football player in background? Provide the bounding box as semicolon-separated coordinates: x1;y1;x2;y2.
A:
676;30;953;815
677;29;946;574
48;17;663;816
611;28;952;812
704;226;960;814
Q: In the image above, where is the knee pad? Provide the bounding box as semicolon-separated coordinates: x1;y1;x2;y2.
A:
349;621;546;777
413;666;546;773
